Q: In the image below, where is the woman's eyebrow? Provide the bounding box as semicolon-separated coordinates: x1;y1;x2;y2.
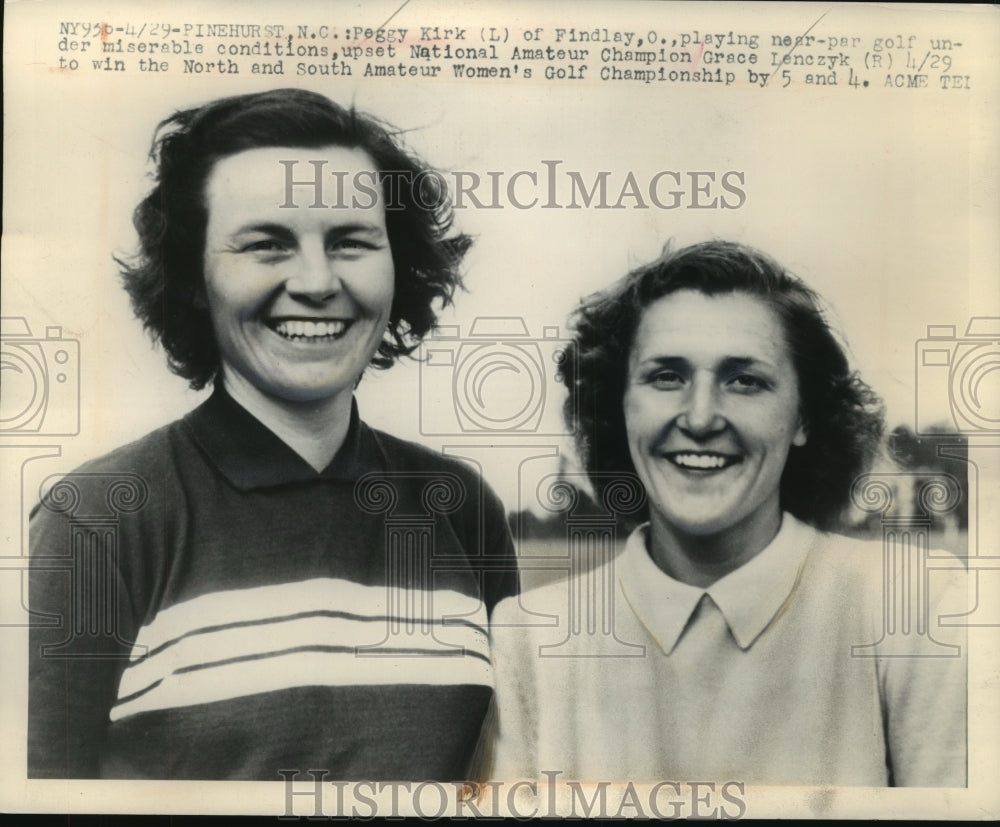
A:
325;222;387;239
228;222;296;241
719;356;770;372
227;221;387;240
635;355;689;370
634;355;776;372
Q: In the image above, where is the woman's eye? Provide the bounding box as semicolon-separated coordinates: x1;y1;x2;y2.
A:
649;370;683;388
242;239;287;254
730;374;767;392
330;238;375;253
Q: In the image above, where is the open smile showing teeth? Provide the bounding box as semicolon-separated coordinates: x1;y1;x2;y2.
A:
271;319;348;341
666;452;740;470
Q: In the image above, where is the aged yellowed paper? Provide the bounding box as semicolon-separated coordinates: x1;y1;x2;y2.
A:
2;0;997;818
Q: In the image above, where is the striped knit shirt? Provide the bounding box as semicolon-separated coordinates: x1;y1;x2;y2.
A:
28;386;517;780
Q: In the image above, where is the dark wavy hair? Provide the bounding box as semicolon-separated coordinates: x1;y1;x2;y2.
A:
118;88;471;389
563;240;886;531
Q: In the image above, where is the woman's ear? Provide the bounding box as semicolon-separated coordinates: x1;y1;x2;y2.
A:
793;419;808;447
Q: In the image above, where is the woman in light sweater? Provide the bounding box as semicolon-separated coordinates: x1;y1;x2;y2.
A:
491;240;966;787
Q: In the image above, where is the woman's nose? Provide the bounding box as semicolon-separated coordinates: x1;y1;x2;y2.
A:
285;243;341;301
677;377;725;436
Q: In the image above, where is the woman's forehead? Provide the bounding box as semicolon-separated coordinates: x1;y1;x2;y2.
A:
203;145;385;231
631;289;793;365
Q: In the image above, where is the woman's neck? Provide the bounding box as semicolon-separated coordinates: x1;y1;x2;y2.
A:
222;371;353;473
647;506;783;588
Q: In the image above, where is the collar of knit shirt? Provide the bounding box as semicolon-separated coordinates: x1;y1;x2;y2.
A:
617;513;816;654
182;383;384;490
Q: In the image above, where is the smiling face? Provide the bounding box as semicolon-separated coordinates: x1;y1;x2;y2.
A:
623;289;807;555
201;145;394;410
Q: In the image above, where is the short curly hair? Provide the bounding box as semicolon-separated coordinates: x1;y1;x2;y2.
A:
118;88;471;389
563;240;886;531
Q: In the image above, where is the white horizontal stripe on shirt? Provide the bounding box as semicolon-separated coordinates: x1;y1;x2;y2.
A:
110;644;495;722
124;576;486;658
110;577;491;722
